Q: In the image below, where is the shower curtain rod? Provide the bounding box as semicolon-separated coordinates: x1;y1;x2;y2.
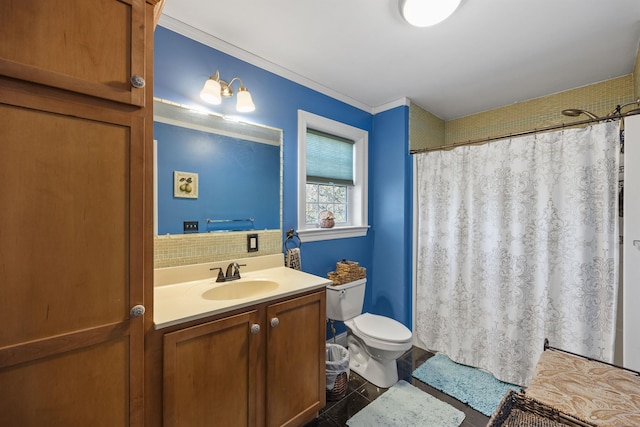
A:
410;110;639;154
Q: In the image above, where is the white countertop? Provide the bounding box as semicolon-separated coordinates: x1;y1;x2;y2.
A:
154;256;331;329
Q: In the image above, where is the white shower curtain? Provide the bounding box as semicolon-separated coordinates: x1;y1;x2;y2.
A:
415;121;620;386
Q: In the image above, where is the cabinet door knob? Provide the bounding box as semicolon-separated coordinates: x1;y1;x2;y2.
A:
130;75;146;88
250;324;261;334
270;317;280;327
130;304;145;318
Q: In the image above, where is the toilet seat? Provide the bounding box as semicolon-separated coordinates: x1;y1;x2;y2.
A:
351;313;412;343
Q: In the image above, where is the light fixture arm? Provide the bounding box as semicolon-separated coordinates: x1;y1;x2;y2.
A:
224;77;248;96
206;71;248;97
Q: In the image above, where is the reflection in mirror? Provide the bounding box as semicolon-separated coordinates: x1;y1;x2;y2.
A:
154;99;282;236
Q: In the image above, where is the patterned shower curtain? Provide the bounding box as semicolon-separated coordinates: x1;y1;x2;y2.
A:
415;121;620;386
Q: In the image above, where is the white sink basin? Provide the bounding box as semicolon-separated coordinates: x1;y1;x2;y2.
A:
201;279;280;300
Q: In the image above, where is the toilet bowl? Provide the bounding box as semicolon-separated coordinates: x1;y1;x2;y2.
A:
326;279;413;388
344;313;412;388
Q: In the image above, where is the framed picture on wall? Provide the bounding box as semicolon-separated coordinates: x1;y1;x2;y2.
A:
174;171;198;199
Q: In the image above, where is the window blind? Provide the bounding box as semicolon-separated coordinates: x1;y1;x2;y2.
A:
306;128;354;185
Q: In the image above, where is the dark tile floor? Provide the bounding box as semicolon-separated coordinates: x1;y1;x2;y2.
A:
305;346;490;427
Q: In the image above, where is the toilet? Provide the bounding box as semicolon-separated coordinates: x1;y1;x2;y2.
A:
326;279;412;388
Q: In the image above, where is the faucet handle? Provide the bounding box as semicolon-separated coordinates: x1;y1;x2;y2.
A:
233;263;247;278
210;267;225;282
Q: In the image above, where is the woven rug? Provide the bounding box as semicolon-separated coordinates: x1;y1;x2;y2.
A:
412;353;521;417
346;380;465;427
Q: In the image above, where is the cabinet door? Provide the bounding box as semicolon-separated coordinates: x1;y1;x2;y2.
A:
0;0;147;106
164;310;262;427
265;291;326;427
0;84;146;426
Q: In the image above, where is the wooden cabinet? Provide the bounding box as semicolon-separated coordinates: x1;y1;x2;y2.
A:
0;0;148;106
163;310;261;427
0;87;146;426
265;292;326;427
0;0;158;425
162;290;326;427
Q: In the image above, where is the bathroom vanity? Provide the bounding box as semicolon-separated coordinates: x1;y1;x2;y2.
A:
149;255;330;427
147;84;325;426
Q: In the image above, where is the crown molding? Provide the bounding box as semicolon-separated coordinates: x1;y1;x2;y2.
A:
158;15;376;114
372;98;411;115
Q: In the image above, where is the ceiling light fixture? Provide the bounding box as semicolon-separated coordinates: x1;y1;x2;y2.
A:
400;0;461;27
200;70;255;112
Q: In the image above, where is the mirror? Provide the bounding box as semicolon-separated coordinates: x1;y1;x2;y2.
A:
154;98;282;236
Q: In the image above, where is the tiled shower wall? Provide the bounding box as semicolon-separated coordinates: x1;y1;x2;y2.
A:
409;104;445;151
446;75;634;145
410;72;638;151
154;230;282;268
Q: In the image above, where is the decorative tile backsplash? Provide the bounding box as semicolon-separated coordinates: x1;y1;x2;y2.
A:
154;230;282;268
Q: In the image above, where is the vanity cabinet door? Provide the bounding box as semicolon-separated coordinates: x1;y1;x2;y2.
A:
163;310;262;427
0;85;146;426
0;0;147;106
265;290;326;427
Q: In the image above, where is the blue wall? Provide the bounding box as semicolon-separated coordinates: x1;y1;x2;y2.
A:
369;107;413;328
155;26;413;332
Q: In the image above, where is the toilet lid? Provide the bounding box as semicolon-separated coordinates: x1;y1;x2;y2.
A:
353;313;412;343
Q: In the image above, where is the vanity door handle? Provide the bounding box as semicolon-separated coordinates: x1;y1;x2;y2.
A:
130;75;145;88
130;304;145;318
250;324;261;334
270;317;279;328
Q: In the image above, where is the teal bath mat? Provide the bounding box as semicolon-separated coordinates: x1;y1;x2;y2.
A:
412;353;521;416
347;380;465;427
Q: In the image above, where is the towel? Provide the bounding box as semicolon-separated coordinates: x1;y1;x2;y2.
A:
285;248;301;270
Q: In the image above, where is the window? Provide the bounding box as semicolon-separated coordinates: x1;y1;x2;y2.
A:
306;182;348;225
297;110;369;241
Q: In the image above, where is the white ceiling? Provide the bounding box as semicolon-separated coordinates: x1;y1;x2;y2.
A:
160;0;640;120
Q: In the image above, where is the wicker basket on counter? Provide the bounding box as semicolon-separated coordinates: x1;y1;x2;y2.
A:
328;259;366;285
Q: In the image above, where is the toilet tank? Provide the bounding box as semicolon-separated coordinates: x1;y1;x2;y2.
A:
326;278;366;321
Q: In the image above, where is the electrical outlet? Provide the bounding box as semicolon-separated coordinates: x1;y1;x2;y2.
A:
183;221;198;233
247;233;258;252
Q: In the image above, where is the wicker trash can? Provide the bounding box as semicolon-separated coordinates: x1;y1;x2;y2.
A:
326;344;349;401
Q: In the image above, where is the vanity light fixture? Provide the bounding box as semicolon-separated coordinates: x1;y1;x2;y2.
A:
200;70;256;112
400;0;461;27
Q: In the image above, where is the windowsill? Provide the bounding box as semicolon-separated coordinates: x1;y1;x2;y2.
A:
297;225;370;242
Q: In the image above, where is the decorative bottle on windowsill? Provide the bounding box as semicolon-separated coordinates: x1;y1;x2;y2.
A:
319;210;335;228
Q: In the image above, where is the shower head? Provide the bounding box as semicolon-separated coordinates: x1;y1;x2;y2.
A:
561;109;600;120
